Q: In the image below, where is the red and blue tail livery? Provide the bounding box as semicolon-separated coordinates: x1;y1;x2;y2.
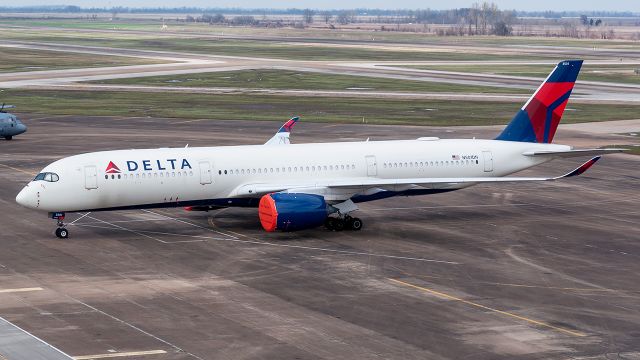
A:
496;60;583;143
278;116;299;133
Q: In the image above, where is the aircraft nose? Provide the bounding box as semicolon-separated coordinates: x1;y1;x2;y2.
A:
17;123;27;134
16;185;37;209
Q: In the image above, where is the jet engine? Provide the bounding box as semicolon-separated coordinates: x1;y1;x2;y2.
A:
258;193;328;232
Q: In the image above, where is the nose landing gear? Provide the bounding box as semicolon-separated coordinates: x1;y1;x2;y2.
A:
50;212;69;238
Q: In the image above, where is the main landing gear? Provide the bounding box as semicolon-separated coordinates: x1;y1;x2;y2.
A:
324;215;363;231
50;212;69;238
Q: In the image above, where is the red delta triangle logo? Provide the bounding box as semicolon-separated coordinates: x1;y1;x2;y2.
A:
105;161;121;174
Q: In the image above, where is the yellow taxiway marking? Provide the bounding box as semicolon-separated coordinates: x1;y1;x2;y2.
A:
0;163;36;176
0;287;43;294
388;278;587;337
73;349;167;359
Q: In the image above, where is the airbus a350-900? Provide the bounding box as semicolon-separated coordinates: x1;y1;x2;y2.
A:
15;60;623;238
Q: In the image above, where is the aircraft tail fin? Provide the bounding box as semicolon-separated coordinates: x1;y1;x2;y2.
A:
496;60;583;143
265;116;299;146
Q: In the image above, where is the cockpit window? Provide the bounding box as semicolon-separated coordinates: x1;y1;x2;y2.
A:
33;172;59;182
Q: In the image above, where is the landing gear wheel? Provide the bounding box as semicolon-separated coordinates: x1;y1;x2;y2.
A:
4;136;12;140
59;228;69;239
332;218;345;231
324;217;334;231
350;217;363;231
55;228;69;238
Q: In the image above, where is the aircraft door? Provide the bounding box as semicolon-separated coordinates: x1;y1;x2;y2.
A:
365;155;377;176
482;151;493;172
199;161;212;185
84;165;98;189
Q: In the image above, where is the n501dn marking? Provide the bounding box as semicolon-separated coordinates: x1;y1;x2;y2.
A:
16;60;624;238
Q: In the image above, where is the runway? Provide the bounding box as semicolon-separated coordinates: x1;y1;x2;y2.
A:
2;40;640;103
1;116;639;359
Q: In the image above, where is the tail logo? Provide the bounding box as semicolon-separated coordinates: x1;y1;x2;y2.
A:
496;60;583;144
525;82;574;143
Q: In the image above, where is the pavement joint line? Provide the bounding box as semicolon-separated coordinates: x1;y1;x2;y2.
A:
65;297;203;360
72;350;167;360
69;212;91;225
71;223;224;243
141;209;239;239
0;163;36;177
388;278;587;337
0;315;74;359
78;216;459;264
0;287;43;294
84;215;176;244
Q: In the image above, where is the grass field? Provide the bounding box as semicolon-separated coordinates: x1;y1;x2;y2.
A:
1;18;637;49
0;29;559;62
393;64;640;84
87;69;530;94
603;145;640;155
4;89;640;126
0;46;163;73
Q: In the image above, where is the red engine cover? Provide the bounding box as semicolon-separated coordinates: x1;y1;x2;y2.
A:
258;194;278;232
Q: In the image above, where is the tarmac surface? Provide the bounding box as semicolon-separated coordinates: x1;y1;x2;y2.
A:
0;116;639;359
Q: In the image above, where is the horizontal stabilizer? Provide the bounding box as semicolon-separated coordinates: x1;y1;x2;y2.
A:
560;156;600;178
523;148;626;158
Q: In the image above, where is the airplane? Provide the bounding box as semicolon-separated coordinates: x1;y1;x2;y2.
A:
15;59;625;238
0;104;27;140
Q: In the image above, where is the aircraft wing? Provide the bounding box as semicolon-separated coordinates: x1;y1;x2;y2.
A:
264;116;299;145
233;156;601;197
522;148;625;158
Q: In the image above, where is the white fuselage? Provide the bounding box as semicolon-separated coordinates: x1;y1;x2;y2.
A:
16;138;569;213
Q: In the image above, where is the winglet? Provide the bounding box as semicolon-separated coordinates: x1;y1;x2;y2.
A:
559;156;601;178
265;116;300;145
278;116;299;133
